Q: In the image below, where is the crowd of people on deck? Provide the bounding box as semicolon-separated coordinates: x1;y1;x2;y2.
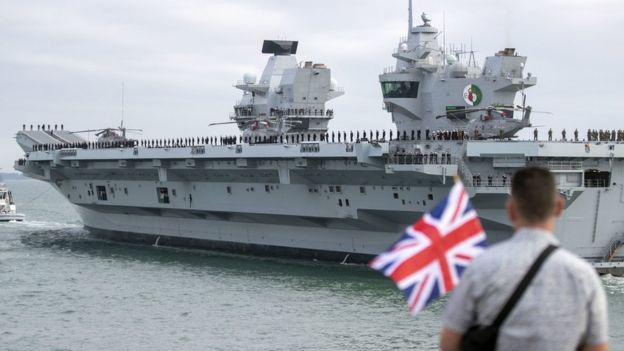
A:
586;129;624;142
470;174;509;187
267;108;335;117
537;128;624;142
390;152;454;165
25;123;624;153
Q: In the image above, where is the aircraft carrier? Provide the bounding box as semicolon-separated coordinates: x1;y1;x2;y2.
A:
13;2;624;274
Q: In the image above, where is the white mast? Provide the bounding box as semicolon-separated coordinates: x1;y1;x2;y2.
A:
121;81;125;129
408;0;413;33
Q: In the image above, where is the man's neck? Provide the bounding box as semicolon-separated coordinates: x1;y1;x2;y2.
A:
515;221;555;234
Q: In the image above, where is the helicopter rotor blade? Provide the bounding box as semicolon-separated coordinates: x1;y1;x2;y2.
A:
209;121;242;126
71;129;107;134
436;107;500;119
515;105;553;114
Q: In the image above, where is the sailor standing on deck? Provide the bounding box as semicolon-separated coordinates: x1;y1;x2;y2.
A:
440;168;608;351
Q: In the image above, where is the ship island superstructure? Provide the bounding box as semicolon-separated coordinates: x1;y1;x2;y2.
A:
13;1;624;274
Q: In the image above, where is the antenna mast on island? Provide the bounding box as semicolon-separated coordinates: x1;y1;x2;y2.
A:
408;0;413;33
443;11;446;67
121;81;125;129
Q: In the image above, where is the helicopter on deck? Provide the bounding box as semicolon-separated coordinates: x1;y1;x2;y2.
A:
72;122;143;144
434;92;551;139
210;116;301;141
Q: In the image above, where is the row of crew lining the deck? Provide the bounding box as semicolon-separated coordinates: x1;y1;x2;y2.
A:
27;129;459;152
536;128;624;142
268;108;335;117
587;129;624;142
28;127;624;153
470;174;509;187
391;152;454;165
22;124;64;131
32;140;138;151
236;108;335;118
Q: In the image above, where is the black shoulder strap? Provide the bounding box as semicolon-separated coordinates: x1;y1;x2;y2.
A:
491;244;558;327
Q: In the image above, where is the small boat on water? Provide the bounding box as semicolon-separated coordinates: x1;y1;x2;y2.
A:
0;182;25;222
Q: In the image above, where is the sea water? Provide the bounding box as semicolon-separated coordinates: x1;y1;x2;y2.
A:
0;180;622;350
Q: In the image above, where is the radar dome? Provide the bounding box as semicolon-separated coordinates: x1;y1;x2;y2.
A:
445;54;458;65
399;42;408;52
243;73;257;85
330;78;339;91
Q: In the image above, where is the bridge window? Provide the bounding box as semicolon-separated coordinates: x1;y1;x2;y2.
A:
381;81;419;98
96;186;107;201
584;170;610;188
157;187;170;203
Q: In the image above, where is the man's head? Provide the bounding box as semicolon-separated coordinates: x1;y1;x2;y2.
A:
507;167;564;231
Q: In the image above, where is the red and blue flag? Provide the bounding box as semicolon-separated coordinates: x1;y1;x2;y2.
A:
369;181;486;315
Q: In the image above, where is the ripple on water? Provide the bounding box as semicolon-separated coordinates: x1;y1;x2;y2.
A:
0;183;622;350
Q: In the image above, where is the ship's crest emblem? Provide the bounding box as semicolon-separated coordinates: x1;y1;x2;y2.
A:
463;84;483;106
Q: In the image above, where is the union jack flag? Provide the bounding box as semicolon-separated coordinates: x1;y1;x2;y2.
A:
369;181;486;315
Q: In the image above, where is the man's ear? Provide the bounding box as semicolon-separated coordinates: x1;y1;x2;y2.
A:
506;197;516;224
554;194;565;218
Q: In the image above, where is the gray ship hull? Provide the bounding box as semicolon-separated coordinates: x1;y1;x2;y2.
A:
75;204;512;263
13;139;624;263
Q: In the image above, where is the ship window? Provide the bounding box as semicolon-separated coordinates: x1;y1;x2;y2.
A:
265;185;270;192
227;186;232;194
124;187;128;195
335;186;342;193
393;192;399;199
172;189;177;197
381;81;419;98
329;186;335;193
360;186;366;194
584;170;610;188
338;199;343;207
157;187;170;204
428;194;433;200
345;199;350;207
96;186;107;201
0;192;5;199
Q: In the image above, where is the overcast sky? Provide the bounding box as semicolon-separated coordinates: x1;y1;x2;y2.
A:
1;0;623;171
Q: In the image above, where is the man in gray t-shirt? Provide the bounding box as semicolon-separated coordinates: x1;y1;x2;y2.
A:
440;167;609;351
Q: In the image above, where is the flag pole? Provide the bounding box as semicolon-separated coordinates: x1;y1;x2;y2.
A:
453;175;461;184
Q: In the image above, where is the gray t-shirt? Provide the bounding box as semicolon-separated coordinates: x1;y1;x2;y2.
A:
443;228;608;350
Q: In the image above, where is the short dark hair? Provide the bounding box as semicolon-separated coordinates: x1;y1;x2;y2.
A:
511;167;558;223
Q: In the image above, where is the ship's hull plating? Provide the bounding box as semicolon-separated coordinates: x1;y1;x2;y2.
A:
74;204;512;263
14;139;624;267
